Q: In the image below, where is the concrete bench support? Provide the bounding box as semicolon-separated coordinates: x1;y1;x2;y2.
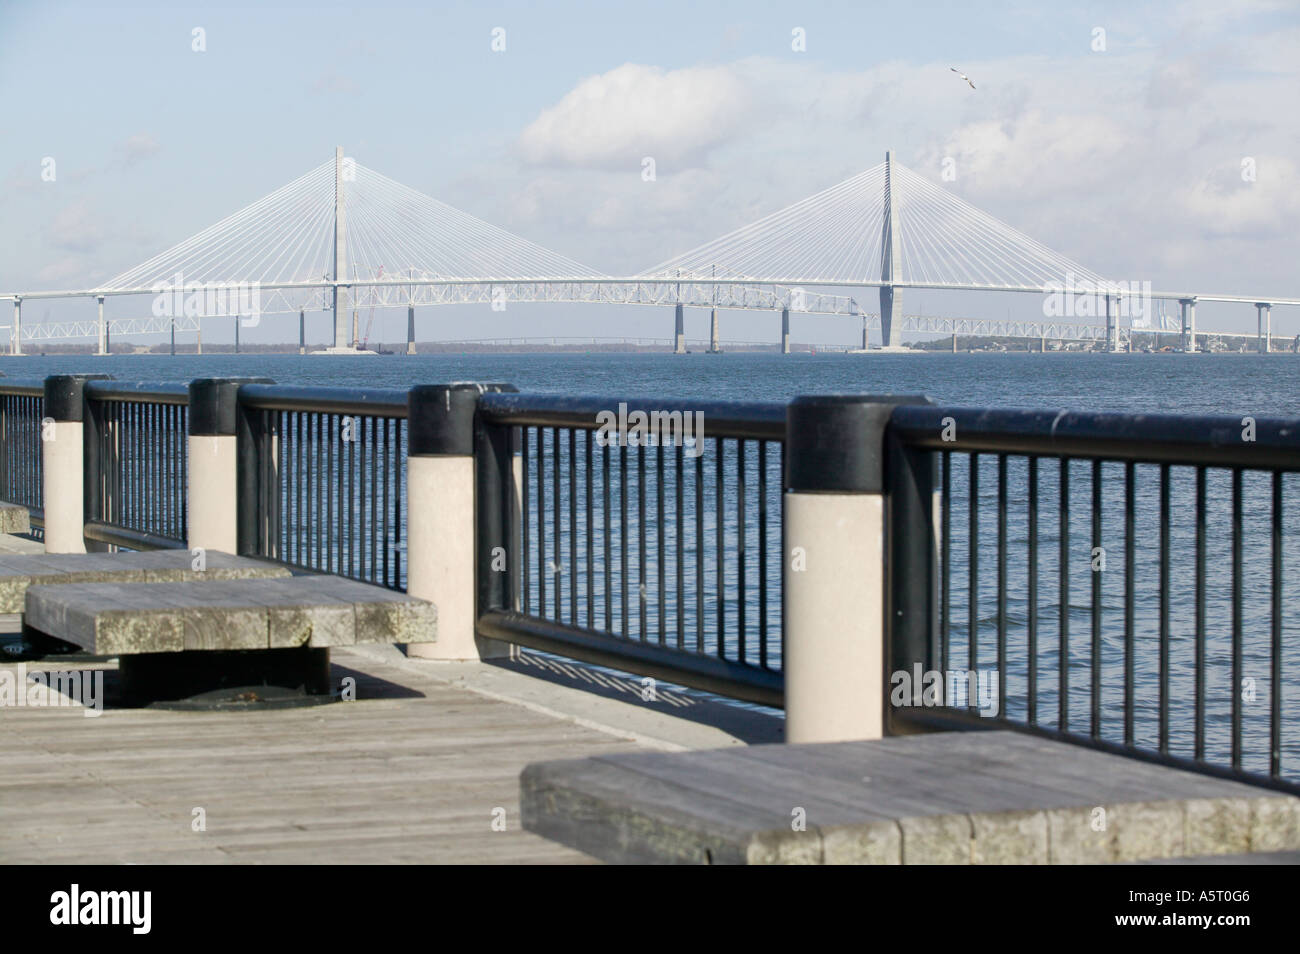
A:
0;502;31;535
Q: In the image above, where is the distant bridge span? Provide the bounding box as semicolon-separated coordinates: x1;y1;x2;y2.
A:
3;149;1295;355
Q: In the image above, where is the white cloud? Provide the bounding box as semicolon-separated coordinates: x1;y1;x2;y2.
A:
121;133;160;164
46;201;106;253
1184;156;1300;237
517;63;753;169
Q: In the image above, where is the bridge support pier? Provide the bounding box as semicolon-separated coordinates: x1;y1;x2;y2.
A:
707;308;720;353
299;310;306;355
407;305;416;355
952;333;958;353
1104;295;1120;353
11;298;20;356
96;295;107;356
879;287;902;349
1180;299;1198;353
234;316;240;354
781;307;790;354
673;304;686;354
861;315;869;351
170;318;176;356
1039;332;1046;353
1257;302;1272;354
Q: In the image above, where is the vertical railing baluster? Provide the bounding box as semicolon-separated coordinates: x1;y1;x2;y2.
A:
1124;460;1135;747
553;427;562;620
1194;466;1206;762
1059;458;1070;733
695;448;704;653
968;453;979;699
1091;458;1102;740
758;441;767;668
1027;455;1038;727
570;428;577;626
1231;468;1243;770
1271;470;1283;779
997;454;1007;723
1158;463;1171;755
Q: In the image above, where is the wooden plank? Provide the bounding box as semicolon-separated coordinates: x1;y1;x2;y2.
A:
0;550;290;612
521;731;1300;864
0;647;640;864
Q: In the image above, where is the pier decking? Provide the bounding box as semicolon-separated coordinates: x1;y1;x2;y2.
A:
0;641;635;864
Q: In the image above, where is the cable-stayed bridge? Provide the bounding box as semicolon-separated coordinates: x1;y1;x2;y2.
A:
3;148;1296;355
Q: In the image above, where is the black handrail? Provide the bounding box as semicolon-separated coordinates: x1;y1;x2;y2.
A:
84;381;190;405
239;383;409;418
478;391;785;440
891;404;1300;469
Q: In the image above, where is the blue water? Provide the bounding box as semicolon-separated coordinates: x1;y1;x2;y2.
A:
5;351;1297;777
5;350;1299;416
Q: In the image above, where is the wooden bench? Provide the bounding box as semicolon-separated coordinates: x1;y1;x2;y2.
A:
24;575;436;655
521;730;1300;864
0;549;290;614
0;502;31;535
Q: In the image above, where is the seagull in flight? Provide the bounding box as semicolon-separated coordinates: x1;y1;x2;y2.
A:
950;67;976;89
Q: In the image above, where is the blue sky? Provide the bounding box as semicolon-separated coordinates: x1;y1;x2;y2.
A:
1;0;1297;344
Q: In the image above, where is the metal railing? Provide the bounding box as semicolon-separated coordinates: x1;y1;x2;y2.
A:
0;379;45;529
83;380;189;550
888;405;1300;792
239;384;408;590
3;372;1297;791
474;393;785;706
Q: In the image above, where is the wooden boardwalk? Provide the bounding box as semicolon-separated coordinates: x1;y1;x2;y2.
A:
0;644;654;864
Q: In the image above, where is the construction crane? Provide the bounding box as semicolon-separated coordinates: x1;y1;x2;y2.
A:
361;265;383;350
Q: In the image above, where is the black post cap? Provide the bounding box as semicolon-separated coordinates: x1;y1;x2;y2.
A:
43;374;113;421
188;377;274;436
408;383;516;456
785;394;933;493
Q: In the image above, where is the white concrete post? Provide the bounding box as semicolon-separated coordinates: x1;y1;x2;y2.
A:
406;383;511;660
673;304;686;354
186;379;242;554
781;307;791;354
783;395;932;743
11;298;21;356
41;375;108;553
708;307;720;353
